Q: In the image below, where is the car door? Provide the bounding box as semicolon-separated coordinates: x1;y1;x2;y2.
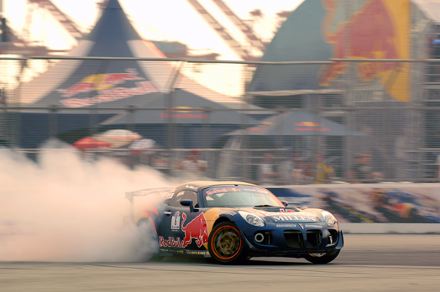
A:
158;189;204;250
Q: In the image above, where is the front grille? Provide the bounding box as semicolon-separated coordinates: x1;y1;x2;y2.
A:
306;230;322;248
284;230;303;249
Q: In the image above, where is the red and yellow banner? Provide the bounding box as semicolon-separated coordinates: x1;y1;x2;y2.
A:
320;0;410;102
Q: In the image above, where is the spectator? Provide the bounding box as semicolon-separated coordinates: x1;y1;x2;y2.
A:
350;153;383;183
178;150;207;178
0;88;6;105
291;165;306;184
300;159;314;184
258;153;277;184
151;152;170;174
278;152;307;185
278;152;295;184
315;154;335;184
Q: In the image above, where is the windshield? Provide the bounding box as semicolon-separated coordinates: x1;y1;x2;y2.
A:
203;185;283;208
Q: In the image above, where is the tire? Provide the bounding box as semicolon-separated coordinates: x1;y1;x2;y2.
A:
136;219;162;261
208;222;247;264
304;249;340;264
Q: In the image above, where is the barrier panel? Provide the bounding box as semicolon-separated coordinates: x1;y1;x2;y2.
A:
268;183;440;233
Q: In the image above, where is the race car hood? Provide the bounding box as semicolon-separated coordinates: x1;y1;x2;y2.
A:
238;207;322;223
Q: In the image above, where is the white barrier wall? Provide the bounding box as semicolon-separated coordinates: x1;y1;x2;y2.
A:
268;183;440;233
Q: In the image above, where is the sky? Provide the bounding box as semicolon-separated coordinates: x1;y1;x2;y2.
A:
4;0;303;57
1;0;303;97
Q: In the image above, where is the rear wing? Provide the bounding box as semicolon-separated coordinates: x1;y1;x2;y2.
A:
125;187;173;203
125;187;173;223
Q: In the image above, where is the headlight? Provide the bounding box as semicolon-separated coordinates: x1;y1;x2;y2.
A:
321;211;338;227
238;211;265;227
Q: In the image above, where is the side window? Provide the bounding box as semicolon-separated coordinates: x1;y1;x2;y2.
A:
169;190;198;207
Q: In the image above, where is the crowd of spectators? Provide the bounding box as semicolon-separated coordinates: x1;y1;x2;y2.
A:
105;146;388;184
258;152;335;185
175;150;208;178
257;151;384;185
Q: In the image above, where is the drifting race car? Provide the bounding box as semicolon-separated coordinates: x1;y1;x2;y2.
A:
128;181;344;264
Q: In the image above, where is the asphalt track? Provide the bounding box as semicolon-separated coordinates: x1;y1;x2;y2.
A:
0;235;439;292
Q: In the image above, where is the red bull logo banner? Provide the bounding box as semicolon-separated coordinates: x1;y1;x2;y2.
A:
58;69;157;107
320;0;410;102
294;121;330;133
160;106;209;120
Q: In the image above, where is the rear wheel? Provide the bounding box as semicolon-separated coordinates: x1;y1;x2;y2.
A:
304;249;340;264
208;222;246;264
137;219;162;261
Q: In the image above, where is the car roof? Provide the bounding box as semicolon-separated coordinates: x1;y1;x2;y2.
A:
176;180;257;191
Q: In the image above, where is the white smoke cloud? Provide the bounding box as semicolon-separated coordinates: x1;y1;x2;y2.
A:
0;140;174;262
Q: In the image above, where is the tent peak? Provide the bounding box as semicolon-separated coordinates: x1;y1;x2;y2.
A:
86;0;142;44
102;0;123;10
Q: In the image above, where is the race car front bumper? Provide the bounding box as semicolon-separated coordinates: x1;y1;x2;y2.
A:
240;223;344;257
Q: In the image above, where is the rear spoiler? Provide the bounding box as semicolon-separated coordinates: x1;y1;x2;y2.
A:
125;187;173;203
125;188;173;223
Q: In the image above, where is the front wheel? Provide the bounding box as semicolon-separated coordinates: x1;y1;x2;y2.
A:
304;249;340;264
208;222;247;264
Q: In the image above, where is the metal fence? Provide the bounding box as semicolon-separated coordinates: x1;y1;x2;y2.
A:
1;56;440;184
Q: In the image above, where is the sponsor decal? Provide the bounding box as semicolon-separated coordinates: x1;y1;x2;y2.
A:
275;223;298;228
272;214;319;222
206;186;240;195
205;186;270;196
305;224;324;229
170;211;181;231
184;250;209;256
58;69;157;107
181;212;208;248
159;212;209;248
159;236;185;248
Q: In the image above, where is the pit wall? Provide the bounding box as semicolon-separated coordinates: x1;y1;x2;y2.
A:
267;183;440;234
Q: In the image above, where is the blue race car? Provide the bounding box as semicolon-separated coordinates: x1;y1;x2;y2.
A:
132;181;344;264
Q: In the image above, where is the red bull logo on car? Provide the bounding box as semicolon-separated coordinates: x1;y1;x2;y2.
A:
320;0;410;102
58;69;157;107
181;213;208;248
159;212;208;249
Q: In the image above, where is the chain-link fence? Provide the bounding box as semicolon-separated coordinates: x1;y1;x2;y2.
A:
1;56;440;184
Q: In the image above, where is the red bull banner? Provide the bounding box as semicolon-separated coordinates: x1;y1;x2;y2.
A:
58;69;157;107
160;106;209;120
320;0;411;102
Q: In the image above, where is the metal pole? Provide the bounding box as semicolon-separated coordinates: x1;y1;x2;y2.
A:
48;105;58;139
343;0;354;181
13;59;26;147
166;61;184;173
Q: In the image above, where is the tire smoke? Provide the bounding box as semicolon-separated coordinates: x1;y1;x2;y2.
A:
0;140;173;262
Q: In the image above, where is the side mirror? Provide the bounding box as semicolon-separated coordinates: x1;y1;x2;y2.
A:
282;201;289;207
180;199;196;212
